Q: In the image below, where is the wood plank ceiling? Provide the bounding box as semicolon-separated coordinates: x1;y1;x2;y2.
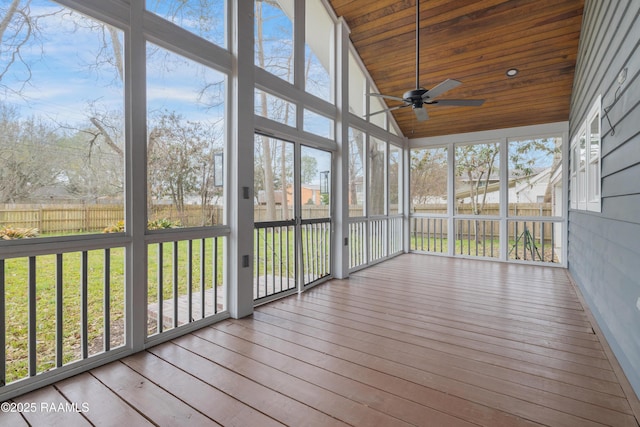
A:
327;0;585;138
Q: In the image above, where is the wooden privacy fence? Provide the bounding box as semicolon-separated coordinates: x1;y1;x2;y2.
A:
1;205;330;234
0;205;223;234
410;203;559;243
413;203;552;217
1;203;555;237
0;205;123;234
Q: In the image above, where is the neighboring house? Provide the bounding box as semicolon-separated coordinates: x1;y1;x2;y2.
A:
511;168;552;205
455;168;555;206
256;184;323;206
300;184;322;205
255;189;287;206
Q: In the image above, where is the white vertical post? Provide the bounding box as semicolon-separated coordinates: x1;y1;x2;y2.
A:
294;143;303;290
403;137;411;253
384;141;390;256
447;143;456;257
294;0;306;288
333;17;351;278
561;129;569;267
228;0;255;319
127;0;148;352
294;0;305;93
499;137;509;261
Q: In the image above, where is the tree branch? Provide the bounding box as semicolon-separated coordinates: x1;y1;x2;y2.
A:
90;116;123;157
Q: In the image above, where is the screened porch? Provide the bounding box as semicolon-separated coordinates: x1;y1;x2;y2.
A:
4;254;640;427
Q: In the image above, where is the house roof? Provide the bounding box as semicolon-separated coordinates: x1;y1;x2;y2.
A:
327;0;584;138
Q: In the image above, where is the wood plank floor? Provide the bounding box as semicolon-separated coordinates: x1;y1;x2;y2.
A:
3;254;639;426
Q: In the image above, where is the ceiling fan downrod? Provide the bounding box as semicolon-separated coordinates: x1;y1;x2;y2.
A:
415;0;420;90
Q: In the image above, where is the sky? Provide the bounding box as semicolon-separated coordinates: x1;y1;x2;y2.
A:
1;0;226;126
1;0;335;188
2;0;333;131
1;2;122;124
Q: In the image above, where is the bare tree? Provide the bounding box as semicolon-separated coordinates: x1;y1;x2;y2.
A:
0;0;62;95
0;102;62;202
369;140;385;215
348;130;364;210
410;148;447;207
1;1;126;171
255;0;294;221
147;111;222;225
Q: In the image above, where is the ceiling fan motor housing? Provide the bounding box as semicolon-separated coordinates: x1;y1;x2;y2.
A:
404;88;429;107
402;89;428;101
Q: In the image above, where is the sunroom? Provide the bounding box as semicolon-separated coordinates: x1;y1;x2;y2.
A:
1;0;639;425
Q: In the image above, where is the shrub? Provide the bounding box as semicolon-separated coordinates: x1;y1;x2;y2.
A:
147;218;181;230
103;218;181;233
103;220;125;233
0;227;39;240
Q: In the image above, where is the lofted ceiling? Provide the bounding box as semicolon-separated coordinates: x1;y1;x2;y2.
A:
327;0;585;139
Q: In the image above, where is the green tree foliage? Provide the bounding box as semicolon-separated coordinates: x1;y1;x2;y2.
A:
300;155;317;185
509;138;560;178
453;139;559;215
455;143;499;215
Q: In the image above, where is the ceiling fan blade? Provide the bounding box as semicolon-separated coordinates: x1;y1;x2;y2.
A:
366;105;408;118
423;79;462;100
370;93;407;102
432;99;485;106
413;106;429;121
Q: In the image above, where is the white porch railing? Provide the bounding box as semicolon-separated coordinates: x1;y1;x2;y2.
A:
508;219;562;263
1;246;126;388
454;218;501;258
301;218;332;287
410;213;563;264
410;216;448;254
253;221;297;302
253;217;332;302
146;236;226;337
348;216;404;272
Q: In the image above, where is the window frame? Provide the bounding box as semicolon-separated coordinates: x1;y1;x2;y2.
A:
570;95;601;212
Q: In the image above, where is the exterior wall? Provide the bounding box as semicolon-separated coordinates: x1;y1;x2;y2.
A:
568;0;640;396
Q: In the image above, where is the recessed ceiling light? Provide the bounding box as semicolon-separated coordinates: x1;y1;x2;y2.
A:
506;68;519;77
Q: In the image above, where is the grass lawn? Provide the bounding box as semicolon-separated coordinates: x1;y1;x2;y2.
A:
410;235;558;262
3;249;126;384
411;235;504;257
253;226;331;280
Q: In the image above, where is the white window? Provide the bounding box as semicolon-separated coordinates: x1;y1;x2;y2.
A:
348;51;366;117
389;144;403;215
587;100;601;211
0;1;125;238
255;0;294;84
570;96;601;212
146;43;227;228
146;0;227;49
305;0;334;102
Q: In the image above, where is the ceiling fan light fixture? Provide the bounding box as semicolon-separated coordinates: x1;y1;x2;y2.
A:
506;68;519;77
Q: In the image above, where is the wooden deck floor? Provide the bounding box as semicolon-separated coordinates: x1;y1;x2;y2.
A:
3;254;640;426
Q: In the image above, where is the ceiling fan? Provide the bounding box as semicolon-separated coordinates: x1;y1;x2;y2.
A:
368;0;485;122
